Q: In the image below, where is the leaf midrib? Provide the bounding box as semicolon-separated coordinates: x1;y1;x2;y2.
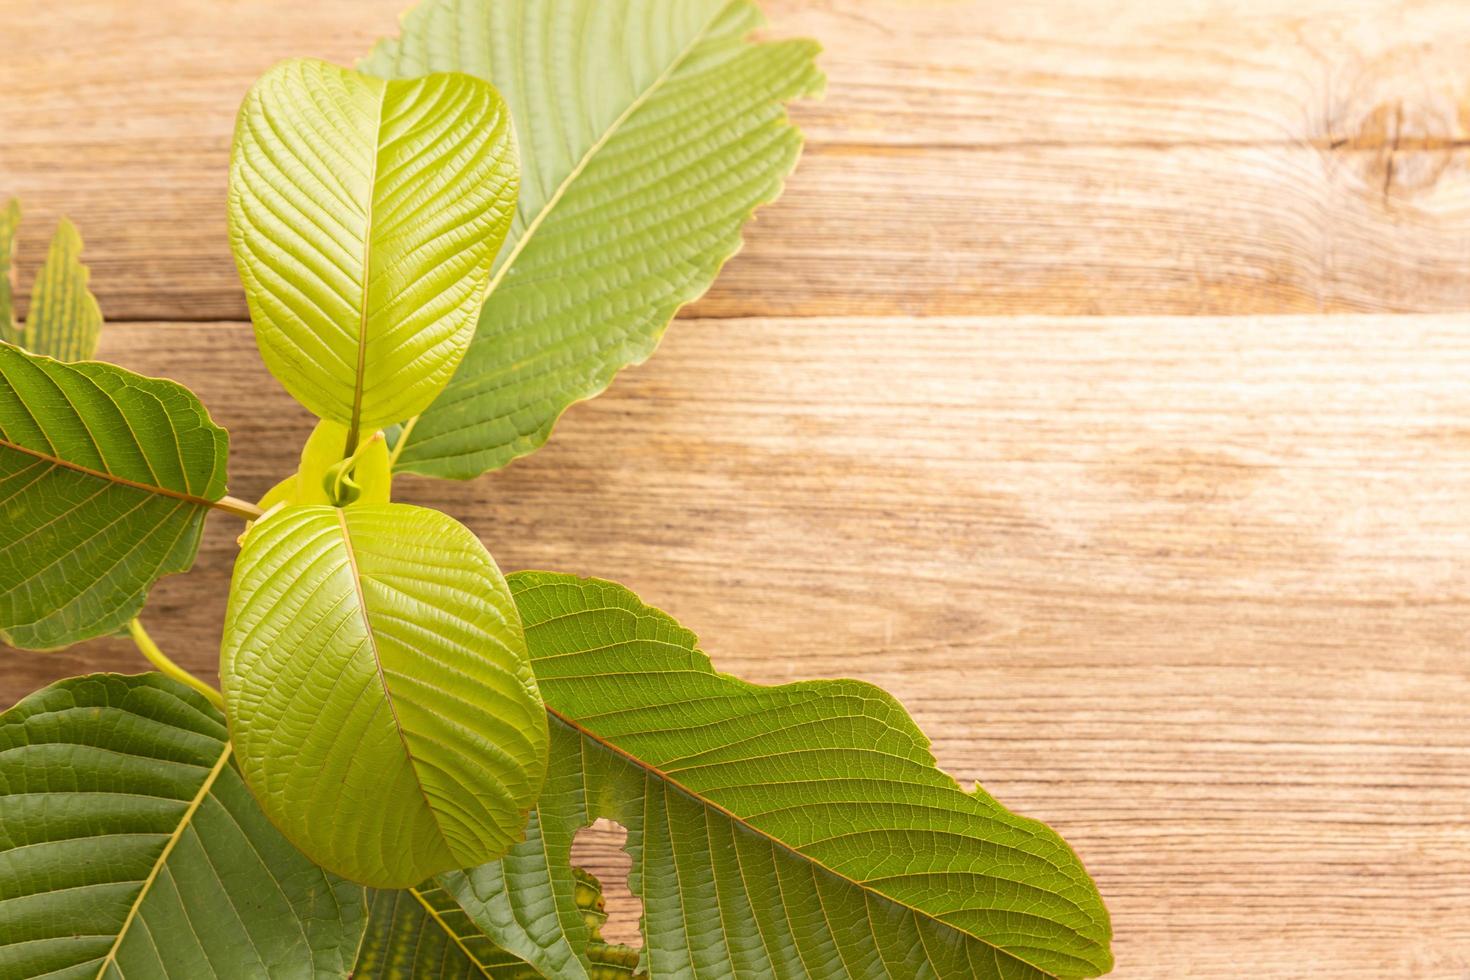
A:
409;886;495;978
395;0;737;448
543;706;1067;978
348;80;390;452
93;742;233;978
334;508;453;857
480;0;732;305
0;436;215;510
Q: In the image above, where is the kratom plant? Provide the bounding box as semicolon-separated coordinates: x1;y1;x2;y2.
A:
0;1;1114;978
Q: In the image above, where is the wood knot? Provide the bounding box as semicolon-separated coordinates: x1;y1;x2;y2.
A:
1328;52;1463;205
1346;100;1456;200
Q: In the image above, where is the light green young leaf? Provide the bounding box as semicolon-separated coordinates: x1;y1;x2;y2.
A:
0;672;367;978
0;199;18;343
355;870;638;979
258;419;393;513
26;216;103;361
363;0;823;477
0;343;230;650
438;573;1113;979
0;203;104;360
323;428;392;507
353;434;392;502
227;58;518;445
221;504;548;889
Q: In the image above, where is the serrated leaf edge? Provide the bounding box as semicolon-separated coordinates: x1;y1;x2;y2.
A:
392;0;823;476
543;704;1061;977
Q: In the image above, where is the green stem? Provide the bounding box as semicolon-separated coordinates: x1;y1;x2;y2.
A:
127;619;225;710
214;494;264;521
387;415;418;470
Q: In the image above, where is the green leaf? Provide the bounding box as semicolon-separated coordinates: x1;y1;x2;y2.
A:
0;199;19;343
323;428;392;507
355;885;538;978
0;672;367;978
25;217;103;362
439;573;1113;979
297;419;355;500
227;58;519;443
354;870;637;979
259;420;394;513
565;868;641;978
0;203;104;361
0;343;229;650
564;868;640;979
363;0;823;477
221;504;548;889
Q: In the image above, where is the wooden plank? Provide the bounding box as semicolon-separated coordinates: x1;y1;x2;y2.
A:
4;315;1466;976
5;0;1470;320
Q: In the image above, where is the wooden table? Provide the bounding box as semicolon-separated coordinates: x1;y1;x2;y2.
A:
3;1;1468;976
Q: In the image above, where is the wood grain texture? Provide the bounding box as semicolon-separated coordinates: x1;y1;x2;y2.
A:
6;0;1470;319
3;318;1465;978
4;0;1470;976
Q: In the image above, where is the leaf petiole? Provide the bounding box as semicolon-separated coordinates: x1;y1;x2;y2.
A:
214;494;265;521
127;618;225;710
386;415;418;470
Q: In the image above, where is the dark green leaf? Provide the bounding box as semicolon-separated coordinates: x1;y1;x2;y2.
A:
440;573;1113;979
0;673;367;978
355;871;637;979
355;885;537;978
0;344;229;649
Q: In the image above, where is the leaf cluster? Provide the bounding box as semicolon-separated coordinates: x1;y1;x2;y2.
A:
0;2;1113;977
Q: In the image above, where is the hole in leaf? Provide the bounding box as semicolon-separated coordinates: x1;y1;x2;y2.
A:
571;818;642;950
